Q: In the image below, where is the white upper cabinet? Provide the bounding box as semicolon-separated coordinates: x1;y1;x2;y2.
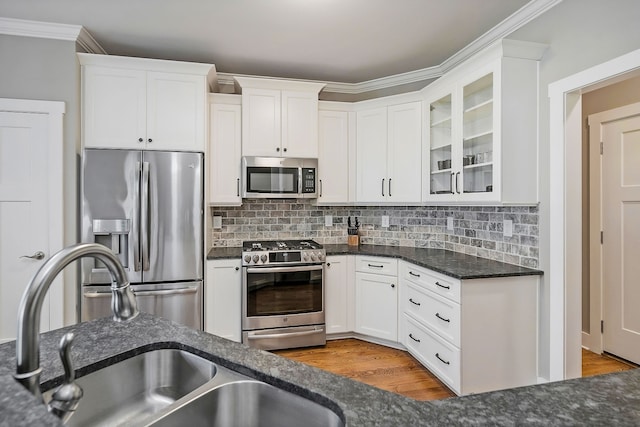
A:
209;94;242;206
423;39;547;204
356;100;422;203
79;53;215;151
235;77;325;158
317;103;355;204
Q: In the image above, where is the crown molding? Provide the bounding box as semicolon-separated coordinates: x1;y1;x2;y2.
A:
2;0;561;94
218;0;561;94
0;17;106;53
440;0;562;73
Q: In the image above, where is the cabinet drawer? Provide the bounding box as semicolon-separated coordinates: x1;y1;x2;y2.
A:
403;314;460;395
355;256;398;276
401;261;460;303
405;282;460;346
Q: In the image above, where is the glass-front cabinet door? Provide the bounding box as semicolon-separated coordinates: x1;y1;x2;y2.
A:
460;72;494;197
424;68;497;201
428;93;453;196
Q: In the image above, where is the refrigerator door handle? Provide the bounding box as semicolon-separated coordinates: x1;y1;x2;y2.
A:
133;161;142;272
84;287;198;298
141;161;150;271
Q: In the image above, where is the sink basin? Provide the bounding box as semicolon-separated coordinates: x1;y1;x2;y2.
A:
44;349;217;427
43;347;343;427
147;379;344;427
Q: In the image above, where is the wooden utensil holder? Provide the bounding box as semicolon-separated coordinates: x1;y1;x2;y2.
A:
348;235;359;246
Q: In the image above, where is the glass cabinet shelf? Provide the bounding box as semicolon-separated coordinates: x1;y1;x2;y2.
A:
431;116;451;127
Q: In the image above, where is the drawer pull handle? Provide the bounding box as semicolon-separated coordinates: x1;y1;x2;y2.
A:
435;312;450;323
409;271;421;278
367;263;384;268
409;333;421;343
409;298;421;306
435;281;450;290
436;353;450;365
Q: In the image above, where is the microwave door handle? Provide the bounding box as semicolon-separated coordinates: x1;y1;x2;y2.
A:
132;162;141;272
141;161;150;271
298;167;303;195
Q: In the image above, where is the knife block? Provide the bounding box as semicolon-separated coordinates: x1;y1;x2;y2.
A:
348;235;359;246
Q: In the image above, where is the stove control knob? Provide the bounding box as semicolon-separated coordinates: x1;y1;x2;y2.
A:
303;253;309;262
310;253;317;261
260;254;267;263
252;255;259;263
244;255;251;263
318;253;324;261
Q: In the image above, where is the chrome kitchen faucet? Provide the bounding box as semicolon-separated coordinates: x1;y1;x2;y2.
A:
14;243;139;420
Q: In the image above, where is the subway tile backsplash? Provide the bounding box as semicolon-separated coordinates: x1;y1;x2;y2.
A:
210;200;539;268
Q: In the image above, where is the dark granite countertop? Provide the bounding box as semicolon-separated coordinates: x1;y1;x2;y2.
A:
207;244;542;279
1;314;639;426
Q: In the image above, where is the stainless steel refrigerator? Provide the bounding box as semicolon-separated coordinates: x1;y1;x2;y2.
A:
80;148;204;330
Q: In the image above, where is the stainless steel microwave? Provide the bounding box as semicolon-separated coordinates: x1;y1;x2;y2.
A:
242;157;317;198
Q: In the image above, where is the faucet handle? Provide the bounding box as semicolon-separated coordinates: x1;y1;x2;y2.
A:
48;333;83;423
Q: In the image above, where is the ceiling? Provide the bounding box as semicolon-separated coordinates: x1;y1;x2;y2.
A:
0;0;549;87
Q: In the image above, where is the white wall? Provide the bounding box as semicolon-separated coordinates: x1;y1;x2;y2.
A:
508;0;640;378
0;34;81;326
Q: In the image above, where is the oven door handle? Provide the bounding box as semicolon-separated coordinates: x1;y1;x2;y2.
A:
246;328;323;340
245;265;323;274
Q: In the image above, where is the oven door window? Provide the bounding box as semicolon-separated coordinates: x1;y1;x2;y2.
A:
246;167;299;194
246;269;322;317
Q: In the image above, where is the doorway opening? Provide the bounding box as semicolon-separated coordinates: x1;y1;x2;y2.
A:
548;49;640;381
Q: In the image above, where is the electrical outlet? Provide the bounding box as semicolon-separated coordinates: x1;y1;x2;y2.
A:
213;216;222;229
504;219;513;237
381;215;390;228
325;215;333;227
447;217;454;231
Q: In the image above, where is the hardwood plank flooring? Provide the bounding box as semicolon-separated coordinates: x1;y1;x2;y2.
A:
273;339;638;401
274;338;455;401
581;348;636;377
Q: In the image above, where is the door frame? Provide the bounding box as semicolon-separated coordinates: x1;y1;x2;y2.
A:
548;49;640;381
0;98;65;330
585;102;640;354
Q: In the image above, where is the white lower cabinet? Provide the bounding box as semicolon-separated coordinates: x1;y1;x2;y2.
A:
404;313;461;393
355;256;398;342
205;259;242;342
399;260;538;395
324;255;353;334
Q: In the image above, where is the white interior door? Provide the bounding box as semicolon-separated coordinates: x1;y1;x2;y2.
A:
0;100;64;344
602;111;640;363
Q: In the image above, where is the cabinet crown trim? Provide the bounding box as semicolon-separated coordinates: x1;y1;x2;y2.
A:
234;76;325;93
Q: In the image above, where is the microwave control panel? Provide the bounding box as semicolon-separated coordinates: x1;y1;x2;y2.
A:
302;168;316;193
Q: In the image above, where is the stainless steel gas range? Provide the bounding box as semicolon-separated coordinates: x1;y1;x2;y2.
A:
241;239;326;350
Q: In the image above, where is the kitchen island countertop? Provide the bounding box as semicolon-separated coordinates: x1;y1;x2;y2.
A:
2;313;639;426
207;244;542;279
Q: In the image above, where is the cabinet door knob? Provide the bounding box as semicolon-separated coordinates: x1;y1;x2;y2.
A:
138;138;144;143
276;147;280;152
326;263;331;267
235;267;239;271
148;138;153;143
391;283;395;288
283;147;287;152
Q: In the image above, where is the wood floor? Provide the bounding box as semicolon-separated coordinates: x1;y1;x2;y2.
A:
273;339;636;401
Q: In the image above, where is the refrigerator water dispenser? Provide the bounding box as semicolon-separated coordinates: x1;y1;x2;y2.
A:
92;219;130;268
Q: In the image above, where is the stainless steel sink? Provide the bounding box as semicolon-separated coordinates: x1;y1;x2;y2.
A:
146;376;344;427
44;348;343;427
44;349;217;427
